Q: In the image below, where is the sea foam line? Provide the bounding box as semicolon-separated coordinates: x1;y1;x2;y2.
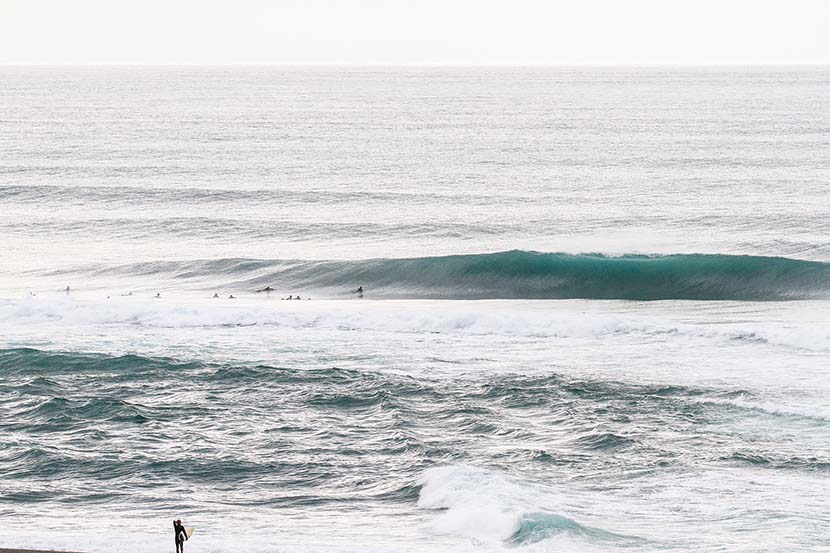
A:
1;296;828;353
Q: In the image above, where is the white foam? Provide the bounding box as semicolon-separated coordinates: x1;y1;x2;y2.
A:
1;295;828;353
416;465;624;553
418;465;527;543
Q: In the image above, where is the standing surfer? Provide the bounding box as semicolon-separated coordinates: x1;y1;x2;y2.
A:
173;519;188;553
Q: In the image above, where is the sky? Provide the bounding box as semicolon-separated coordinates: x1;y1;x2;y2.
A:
1;0;829;65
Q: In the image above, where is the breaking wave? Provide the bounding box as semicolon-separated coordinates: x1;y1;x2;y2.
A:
417;465;639;547
56;251;830;301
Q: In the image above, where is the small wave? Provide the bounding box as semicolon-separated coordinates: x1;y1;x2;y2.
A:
417;464;638;547
0;346;199;376
723;451;830;472
574;432;637;451
511;512;631;545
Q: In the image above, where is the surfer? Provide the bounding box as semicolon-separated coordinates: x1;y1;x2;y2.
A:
173;519;188;553
213;293;219;298
228;294;236;299
353;286;364;299
257;286;274;293
154;293;161;299
65;285;70;294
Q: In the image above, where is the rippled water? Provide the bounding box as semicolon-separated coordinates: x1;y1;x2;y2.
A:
1;67;829;553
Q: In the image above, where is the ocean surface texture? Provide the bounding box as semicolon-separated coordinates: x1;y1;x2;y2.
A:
1;67;829;553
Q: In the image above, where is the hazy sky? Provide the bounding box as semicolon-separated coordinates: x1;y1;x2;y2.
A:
1;0;829;65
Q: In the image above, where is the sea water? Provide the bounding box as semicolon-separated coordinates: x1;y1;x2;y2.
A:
0;66;829;552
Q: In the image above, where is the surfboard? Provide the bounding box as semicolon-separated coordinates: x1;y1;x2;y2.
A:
186;527;195;539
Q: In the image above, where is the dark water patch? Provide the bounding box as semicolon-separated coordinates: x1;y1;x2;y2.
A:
306;389;394;410
455;419;500;435
1;447;104;480
526;450;598;466
19;396;150;426
0;376;62;397
143;458;292;483
490;448;595;466
574;432;637;451
0;348;200;377
206;364;433;400
0;489;60;502
724;451;830;471
472;372;720;407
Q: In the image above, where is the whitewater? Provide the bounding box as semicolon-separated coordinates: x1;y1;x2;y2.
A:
1;66;829;553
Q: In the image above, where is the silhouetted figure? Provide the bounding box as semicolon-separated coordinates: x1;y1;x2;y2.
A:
213;293;219;298
173;519;188;553
228;294;236;299
257;286;274;293
353;286;364;299
65;286;70;294
154;293;161;299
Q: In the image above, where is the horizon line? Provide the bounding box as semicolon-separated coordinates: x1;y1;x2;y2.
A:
2;62;829;68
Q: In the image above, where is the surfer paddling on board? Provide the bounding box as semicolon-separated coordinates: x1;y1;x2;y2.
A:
256;286;274;293
173;519;189;553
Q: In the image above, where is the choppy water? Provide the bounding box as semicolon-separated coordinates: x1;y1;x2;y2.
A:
1;67;829;553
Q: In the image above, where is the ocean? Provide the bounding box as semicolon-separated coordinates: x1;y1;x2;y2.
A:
0;66;829;552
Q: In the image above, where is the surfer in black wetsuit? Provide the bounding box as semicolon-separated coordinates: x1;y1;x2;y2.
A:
173;519;188;553
257;286;274;293
353;286;364;299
